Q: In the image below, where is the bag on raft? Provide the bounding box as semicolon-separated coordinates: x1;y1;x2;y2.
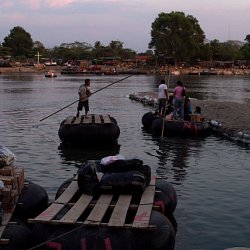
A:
99;159;143;173
99;171;146;194
0;145;16;167
100;154;125;166
77;162;100;195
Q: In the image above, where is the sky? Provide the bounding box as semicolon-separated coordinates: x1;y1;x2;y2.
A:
1;0;250;53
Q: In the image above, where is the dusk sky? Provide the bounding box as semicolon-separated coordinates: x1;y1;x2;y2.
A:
1;0;250;53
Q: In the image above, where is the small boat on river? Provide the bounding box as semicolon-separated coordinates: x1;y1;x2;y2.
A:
58;114;120;145
45;70;57;78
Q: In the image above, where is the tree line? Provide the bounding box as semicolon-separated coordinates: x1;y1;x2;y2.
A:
1;11;250;66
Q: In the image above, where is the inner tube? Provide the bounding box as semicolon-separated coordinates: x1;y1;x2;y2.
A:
31;211;175;250
1;219;32;250
155;179;177;215
142;112;158;130
58;115;120;145
13;181;49;223
151;118;210;137
131;210;175;250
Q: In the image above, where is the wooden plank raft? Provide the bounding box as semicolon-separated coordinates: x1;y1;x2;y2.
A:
64;114;112;125
29;177;156;229
0;166;25;244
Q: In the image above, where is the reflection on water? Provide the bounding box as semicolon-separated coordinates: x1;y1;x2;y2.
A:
58;143;120;167
0;73;250;250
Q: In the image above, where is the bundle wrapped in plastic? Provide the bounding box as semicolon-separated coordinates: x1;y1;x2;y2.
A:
100;154;125;166
0;146;16;168
99;171;146;194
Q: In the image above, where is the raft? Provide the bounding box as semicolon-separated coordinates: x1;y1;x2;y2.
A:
142;112;210;137
0;165;49;249
29;172;177;250
58;114;120;145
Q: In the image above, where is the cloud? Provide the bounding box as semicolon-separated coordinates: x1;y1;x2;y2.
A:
18;0;129;9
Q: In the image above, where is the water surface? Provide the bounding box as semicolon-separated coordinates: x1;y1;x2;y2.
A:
0;73;249;250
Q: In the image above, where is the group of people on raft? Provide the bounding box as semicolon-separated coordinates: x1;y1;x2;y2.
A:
158;79;203;122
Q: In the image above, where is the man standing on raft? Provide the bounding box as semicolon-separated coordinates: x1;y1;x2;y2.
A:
76;78;92;117
158;79;168;117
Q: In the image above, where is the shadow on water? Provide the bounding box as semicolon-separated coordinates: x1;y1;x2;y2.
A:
58;142;121;167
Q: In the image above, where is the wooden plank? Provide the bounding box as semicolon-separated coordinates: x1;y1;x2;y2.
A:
132;181;156;228
108;195;132;227
82;114;92;124
84;194;113;225
94;114;101;124
73;116;82;125
55;181;79;204
64;116;74;125
60;194;93;224
29;203;64;222
102;114;111;124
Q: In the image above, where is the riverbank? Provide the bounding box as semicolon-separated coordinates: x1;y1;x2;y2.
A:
129;92;250;147
1;65;250;75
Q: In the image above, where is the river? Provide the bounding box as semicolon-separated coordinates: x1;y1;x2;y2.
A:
0;72;249;250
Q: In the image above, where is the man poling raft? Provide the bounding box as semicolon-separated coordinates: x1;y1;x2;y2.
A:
39;75;133;146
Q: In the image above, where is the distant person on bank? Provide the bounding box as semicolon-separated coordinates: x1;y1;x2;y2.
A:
158;79;168;117
76;79;92;117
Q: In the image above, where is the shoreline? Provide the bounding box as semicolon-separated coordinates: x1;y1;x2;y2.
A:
1;66;250;75
129;92;250;147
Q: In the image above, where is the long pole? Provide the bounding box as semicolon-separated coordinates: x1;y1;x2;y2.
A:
40;74;133;122
161;70;171;138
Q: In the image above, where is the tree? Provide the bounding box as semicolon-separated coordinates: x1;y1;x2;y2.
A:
109;40;123;58
2;26;33;58
149;11;205;65
240;34;250;60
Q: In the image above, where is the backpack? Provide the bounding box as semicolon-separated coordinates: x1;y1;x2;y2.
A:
181;87;186;97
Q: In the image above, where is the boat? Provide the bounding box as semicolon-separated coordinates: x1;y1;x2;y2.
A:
58;114;120;145
142;111;210;137
45;70;57;78
28;159;177;250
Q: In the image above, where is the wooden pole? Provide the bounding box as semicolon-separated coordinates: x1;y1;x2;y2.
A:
161;70;171;138
40;74;133;122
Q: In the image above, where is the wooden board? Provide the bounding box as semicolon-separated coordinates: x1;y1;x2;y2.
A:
60;194;93;224
73;116;82;125
94;115;101;124
82;114;92;124
84;194;113;225
30;203;65;222
102;114;111;124
132;178;156;228
64;116;74;125
28;176;157;230
108;195;132;227
55;180;79;204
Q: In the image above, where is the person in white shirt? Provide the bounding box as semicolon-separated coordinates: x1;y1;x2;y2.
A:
76;79;92;117
158;79;168;117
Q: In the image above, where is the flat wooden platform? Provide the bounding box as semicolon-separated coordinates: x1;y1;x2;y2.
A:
29;176;156;229
64;114;112;125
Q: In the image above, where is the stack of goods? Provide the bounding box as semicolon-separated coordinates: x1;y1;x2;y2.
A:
77;155;151;196
0;146;24;223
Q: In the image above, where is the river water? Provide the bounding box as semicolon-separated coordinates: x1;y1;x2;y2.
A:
0;72;249;250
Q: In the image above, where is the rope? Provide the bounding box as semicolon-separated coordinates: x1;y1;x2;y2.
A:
27;223;87;250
